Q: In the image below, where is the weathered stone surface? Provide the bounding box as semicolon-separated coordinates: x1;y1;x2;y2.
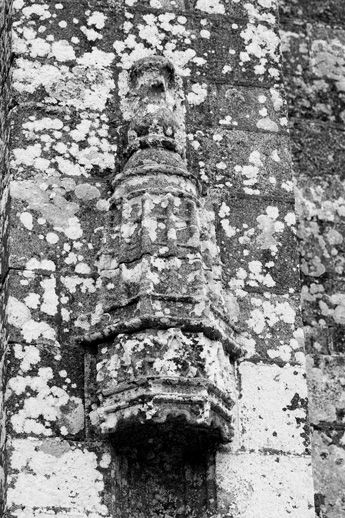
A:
307;355;345;424
281;0;345;510
0;0;11;511
312;430;345;518
0;278;8;512
105;5;281;86
235;293;305;364
111;0;279;18
9;179;107;274
7;438;113;518
216;451;315;518
238;362;309;454
281;25;345;125
291;123;345;181
217;195;299;294
294;170;345;356
6;264;103;356
4;0;316;516
280;0;345;27
97;330;237;441
187;84;287;136
6;268;85;442
187;130;293;197
6;334;85;440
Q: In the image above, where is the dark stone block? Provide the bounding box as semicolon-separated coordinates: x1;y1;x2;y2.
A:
216;194;299;294
291;122;345;180
280;0;345;28
281;24;345;125
186;128;293;198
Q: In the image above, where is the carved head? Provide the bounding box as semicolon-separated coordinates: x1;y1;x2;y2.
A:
129;55;176;95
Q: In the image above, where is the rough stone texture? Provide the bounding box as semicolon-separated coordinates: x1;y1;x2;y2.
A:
307;355;345;424
216;450;315;518
280;0;345;515
3;0;316;517
0;0;12;513
312;431;345;518
279;0;345;28
239;362;310;454
7;438;113;517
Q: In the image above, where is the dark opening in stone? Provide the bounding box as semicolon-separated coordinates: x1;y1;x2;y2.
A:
112;420;218;518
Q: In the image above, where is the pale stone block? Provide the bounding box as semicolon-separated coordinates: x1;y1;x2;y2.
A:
7;438;111;517
238;361;309;454
216;450;315;518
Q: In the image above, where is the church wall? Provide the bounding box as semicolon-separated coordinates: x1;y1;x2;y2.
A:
2;1;318;517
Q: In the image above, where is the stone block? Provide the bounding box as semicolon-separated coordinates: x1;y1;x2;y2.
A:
282;25;345;125
7;438;113;517
216;195;299;294
291;122;345;181
0;277;8;364
7;269;85;439
216;450;315;518
187;129;293;198
9;176;107;275
312;429;345;518
301;280;345;356
8;269;61;346
0;193;9;282
186;84;287;136
236;293;305;364
279;0;345;28
307;354;345;424
238;362;310;454
6;331;84;439
281;24;310;79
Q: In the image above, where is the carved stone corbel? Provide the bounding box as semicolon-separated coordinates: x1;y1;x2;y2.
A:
87;56;242;445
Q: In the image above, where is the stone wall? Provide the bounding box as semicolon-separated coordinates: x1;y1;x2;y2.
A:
0;0;12;513
0;0;322;516
279;1;345;516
